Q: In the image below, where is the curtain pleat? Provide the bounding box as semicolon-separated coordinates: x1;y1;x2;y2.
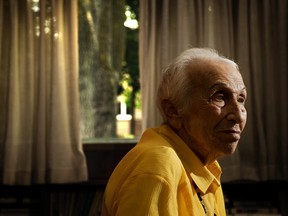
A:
0;0;87;185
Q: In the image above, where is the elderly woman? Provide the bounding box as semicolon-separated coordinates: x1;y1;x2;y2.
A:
101;48;247;216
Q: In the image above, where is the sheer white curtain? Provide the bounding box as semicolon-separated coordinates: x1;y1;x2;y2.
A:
139;0;288;181
139;0;235;130
0;0;87;184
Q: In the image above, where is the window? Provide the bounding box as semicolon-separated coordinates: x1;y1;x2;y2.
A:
78;0;141;141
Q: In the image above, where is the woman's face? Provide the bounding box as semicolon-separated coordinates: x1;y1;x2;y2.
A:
177;61;247;163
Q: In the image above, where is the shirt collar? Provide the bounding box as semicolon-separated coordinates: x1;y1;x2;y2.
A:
158;124;222;194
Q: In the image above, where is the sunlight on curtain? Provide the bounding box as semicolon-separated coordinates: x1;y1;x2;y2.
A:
139;0;288;181
0;0;87;184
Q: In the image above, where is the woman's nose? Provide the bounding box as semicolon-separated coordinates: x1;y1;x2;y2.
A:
226;100;247;124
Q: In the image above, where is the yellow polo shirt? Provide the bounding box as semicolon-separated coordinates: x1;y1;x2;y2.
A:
101;124;226;216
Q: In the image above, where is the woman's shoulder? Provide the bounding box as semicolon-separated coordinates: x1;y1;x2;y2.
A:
127;144;184;182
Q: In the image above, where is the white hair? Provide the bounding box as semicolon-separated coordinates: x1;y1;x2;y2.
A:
157;48;239;122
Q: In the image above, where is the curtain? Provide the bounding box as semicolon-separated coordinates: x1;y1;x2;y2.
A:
0;0;87;184
139;0;235;130
139;0;288;181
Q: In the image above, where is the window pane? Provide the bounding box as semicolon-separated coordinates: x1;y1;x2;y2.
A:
78;0;141;140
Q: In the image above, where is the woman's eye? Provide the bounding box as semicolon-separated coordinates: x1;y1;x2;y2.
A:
210;93;225;107
238;96;246;104
214;93;225;101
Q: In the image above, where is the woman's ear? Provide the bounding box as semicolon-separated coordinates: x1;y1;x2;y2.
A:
161;100;182;129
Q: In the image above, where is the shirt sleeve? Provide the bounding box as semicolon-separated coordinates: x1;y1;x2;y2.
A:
113;173;178;216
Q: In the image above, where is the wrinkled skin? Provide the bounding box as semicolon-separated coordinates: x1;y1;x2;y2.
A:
166;61;247;165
